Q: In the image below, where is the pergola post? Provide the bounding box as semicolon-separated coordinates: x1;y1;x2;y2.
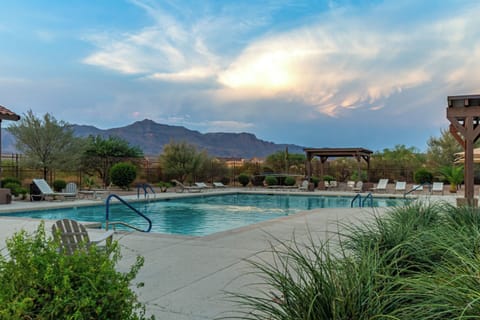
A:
447;95;480;206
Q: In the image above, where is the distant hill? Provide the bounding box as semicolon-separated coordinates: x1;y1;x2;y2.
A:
2;119;305;158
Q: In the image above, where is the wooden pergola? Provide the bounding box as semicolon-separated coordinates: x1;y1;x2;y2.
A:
447;95;480;205
0;105;20;186
304;147;373;180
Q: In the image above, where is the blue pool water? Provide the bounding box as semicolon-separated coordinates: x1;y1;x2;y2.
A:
5;193;403;236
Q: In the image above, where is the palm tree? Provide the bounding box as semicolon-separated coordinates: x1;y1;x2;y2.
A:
438;165;464;193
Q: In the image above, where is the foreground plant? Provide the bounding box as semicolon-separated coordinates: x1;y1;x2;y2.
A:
0;222;152;319
227;202;480;320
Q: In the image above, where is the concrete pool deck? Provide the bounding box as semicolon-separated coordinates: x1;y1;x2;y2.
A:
0;189;459;319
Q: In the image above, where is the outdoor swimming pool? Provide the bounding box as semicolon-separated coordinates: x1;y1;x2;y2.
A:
4;193;405;236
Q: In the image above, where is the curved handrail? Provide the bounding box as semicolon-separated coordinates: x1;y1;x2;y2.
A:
362;193;373;208
351;193;362;208
403;182;432;199
105;194;152;232
136;183;156;199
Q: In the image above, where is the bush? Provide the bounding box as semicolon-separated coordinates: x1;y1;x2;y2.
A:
284;176;296;186
52;179;66;192
157;181;172;192
0;223;151;319
265;176;278;186
220;177;230;185
323;175;334;182
238;173;250;187
310;176;320;188
414;168;433;184
1;177;21;187
251;175;265;186
4;182;21;197
110;162;137;190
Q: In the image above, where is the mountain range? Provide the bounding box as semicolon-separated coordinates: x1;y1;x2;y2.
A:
3;119;305;158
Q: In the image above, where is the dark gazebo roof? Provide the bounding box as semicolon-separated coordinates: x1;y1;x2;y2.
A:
303;147;373;158
0;105;20;121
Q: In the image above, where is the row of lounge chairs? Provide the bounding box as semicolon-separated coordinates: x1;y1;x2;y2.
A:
30;178;110;201
363;179;445;195
299;179;446;195
172;180;227;193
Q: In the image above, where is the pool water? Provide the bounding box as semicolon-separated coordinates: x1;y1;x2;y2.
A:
5;193;404;236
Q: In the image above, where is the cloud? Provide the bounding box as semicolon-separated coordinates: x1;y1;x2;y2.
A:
216;2;480;117
147;66;217;82
82;1;480;122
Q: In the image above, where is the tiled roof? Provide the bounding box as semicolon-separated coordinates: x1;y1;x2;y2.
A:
0;105;20;121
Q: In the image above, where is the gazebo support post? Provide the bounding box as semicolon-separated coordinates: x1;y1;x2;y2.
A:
447;95;480;206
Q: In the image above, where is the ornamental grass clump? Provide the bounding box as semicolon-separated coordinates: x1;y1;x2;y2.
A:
0;222;152;320
228;202;480;319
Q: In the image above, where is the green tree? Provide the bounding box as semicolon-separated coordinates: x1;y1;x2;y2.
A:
438;165;464;192
371;145;423;181
7;110;84;180
110;162;137;190
159;141;207;182
81;135;143;186
265;151;305;174
426;128;463;169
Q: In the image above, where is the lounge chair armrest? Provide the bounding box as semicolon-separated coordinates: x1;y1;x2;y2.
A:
90;230;114;244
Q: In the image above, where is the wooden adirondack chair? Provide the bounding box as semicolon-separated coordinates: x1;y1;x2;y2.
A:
52;219;114;255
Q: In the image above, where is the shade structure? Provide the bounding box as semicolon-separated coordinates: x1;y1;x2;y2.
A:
454;148;480;163
0;105;20;186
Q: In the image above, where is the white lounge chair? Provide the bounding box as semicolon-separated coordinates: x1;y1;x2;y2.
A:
394;181;406;193
412;184;424;194
298;180;309;191
431;182;444;195
371;179;389;193
213;182;226;188
52;219;114;255
352;181;363;192
31;178;77;201
347;181;355;190
64;182;77;193
172;179;202;193
327;180;338;190
195;182;210;189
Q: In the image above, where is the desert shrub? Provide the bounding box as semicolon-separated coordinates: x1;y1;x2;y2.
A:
414;168;433;184
323;175;334;182
0;223;151;319
251;175;265;186
238;173;250;187
1;177;21;187
276;176;286;185
310;176;319;188
110;162;137;190
265;176;278;186
351;170;367;182
4;182;22;197
52;179;66;192
284;176;296;186
220;177;230;185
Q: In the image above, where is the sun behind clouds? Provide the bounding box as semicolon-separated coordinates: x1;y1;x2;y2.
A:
218;49;297;91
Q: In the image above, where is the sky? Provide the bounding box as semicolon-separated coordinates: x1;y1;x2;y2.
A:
0;0;479;153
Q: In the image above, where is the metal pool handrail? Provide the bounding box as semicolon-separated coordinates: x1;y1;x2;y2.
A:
136;183;156;199
351;192;373;208
362;193;373;208
403;182;432;199
351;193;362;207
105;194;152;232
